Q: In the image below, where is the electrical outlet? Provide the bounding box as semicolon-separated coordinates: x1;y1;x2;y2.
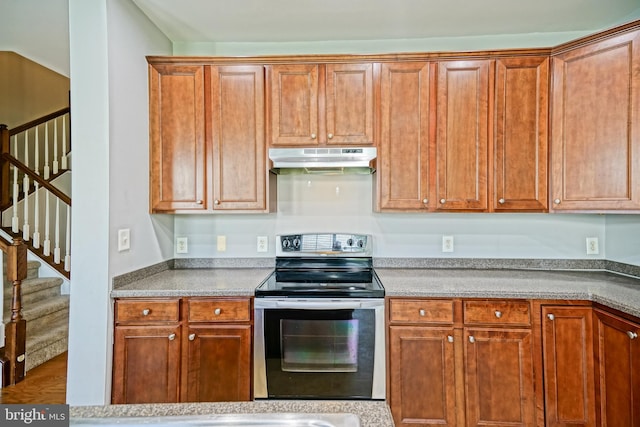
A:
442;235;454;253
118;229;130;252
586;237;599;255
257;236;268;253
217;235;227;252
176;237;188;254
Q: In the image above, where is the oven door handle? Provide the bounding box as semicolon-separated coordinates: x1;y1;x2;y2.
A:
276;301;364;310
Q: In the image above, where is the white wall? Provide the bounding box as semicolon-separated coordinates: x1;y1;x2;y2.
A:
66;0;171;406
175;175;607;260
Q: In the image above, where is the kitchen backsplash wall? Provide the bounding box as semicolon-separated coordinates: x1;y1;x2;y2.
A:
174;174;617;261
605;215;640;266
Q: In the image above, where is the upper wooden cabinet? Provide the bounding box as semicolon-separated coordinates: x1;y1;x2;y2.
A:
268;63;375;146
494;56;549;212
209;65;268;211
550;29;640;212
149;64;207;212
435;60;492;211
149;61;273;213
377;62;433;211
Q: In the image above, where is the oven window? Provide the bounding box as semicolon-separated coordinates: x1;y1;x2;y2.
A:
280;319;358;372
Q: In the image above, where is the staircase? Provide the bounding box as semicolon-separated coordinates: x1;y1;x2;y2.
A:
3;260;68;372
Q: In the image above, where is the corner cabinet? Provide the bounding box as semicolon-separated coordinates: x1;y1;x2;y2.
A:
388;298;536;427
550;29;640;212
149;61;273;213
267;63;375;146
149;64;207;212
112;297;252;404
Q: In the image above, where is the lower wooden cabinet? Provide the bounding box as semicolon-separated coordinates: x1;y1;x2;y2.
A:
540;305;596;427
388;298;536;427
112;297;252;404
594;309;640;427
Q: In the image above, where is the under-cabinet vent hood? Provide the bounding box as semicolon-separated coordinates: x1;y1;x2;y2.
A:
269;147;376;175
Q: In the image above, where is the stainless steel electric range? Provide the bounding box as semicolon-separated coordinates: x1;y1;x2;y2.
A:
254;233;385;400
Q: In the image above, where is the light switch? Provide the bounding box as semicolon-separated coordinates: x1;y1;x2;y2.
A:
118;229;130;252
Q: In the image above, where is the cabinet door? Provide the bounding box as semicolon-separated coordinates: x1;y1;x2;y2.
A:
436;60;491;211
210;65;267;210
183;324;252;402
388;326;457;427
464;328;535;427
112;325;181;404
541;306;596;427
377;62;433;211
325;63;374;145
268;64;319;146
149;64;207;212
594;310;640;427
494;57;549;211
550;30;640;211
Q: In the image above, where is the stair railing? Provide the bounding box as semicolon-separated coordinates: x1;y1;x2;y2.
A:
0;108;71;279
0;235;27;385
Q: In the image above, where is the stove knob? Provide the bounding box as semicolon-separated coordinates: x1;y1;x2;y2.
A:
282;238;291;249
347;238;354;246
293;237;301;249
357;239;365;248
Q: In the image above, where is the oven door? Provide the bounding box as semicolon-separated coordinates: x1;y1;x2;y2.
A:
254;299;385;399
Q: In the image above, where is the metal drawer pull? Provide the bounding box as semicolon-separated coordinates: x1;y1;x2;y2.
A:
196;200;203;205
498;198;505;204
214;308;222;315
328;133;333;139
168;333;176;341
311;133;317;139
447;335;454;343
422;198;428;204
554;199;561;204
627;331;638;340
189;333;196;341
440;198;446;204
142;309;150;316
494;311;502;318
547;313;555;321
469;336;475;343
419;309;425;317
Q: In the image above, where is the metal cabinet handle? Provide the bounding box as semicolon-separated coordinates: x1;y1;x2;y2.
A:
422;198;428;204
498;198;505;204
469;336;475;343
447;335;454;343
495;311;502;318
214;199;220;205
328;133;333;139
311;133;317;139
189;333;196;341
142;309;150;316
214;308;222;316
547;313;555;321
196;200;203;205
168;333;176;341
440;198;446;204
554;199;561;204
419;309;425;317
627;331;638;340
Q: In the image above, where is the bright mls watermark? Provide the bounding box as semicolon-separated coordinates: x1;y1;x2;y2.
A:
1;405;68;426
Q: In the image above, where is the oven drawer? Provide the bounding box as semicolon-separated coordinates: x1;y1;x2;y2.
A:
463;300;531;326
115;298;180;323
389;299;455;324
187;298;251;322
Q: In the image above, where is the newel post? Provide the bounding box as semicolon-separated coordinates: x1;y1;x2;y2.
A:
0;124;10;210
4;237;27;384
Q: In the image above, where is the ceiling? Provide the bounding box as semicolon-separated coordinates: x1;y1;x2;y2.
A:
132;0;640;43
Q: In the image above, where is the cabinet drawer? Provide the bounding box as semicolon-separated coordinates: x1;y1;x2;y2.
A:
463;300;530;325
115;299;180;323
187;298;251;322
389;299;454;324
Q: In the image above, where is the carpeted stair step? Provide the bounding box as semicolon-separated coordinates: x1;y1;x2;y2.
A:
25;316;68;372
22;295;69;336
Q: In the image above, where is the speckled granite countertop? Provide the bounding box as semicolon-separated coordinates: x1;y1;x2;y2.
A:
377;268;640;318
112;265;640;318
70;401;394;427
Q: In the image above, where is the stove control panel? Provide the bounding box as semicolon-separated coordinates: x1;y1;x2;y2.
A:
278;233;370;255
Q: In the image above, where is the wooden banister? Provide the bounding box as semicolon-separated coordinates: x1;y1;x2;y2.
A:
1;236;27;385
1;153;72;206
8;107;70;136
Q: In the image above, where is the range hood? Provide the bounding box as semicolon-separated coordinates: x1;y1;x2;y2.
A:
269;147;376;175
